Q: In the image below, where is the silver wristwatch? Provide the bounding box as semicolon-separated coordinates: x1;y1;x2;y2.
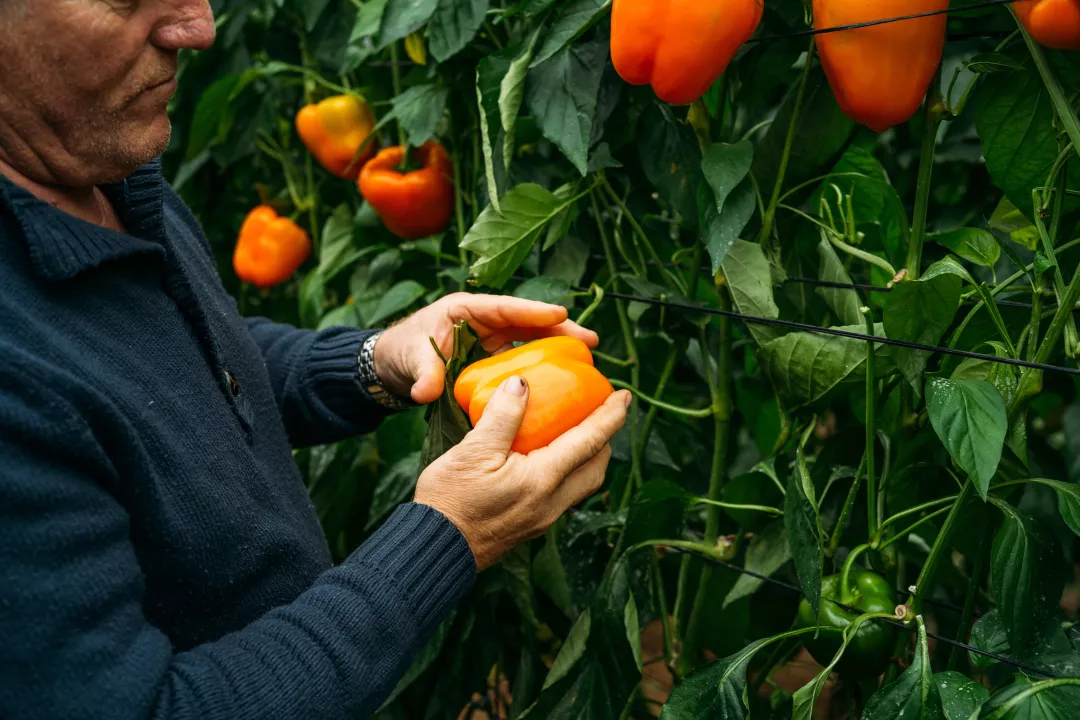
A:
357;332;415;411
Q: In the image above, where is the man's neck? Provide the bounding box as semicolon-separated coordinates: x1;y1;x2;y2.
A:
0;147;115;230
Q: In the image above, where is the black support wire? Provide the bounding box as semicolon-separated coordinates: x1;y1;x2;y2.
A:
579;284;1080;378
663;546;1061;679
750;0;1018;44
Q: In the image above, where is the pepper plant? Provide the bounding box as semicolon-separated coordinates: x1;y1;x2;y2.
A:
167;0;1080;716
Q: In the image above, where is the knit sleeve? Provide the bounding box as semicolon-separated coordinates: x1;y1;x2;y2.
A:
0;368;475;720
243;317;391;446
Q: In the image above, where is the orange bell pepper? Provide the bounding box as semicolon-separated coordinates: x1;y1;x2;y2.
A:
295;95;378;181
1014;0;1080;51
454;337;615;455
232;206;311;289
611;0;764;106
813;0;949;133
358;141;455;241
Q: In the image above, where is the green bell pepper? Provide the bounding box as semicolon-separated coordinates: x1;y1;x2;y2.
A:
796;570;899;680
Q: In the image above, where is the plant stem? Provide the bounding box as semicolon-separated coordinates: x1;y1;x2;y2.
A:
389;43;407;149
601;175;686;293
875;506;952;552
946;527;991;671
827;454;866;558
909;479;973;614
676;293;732;677
693;498;783;516
906;75;944;280
610;379;713;418
631;347;680;486
862;307;879;541
650;550;676;668
759;39;816;250
840;544;870;602
877;495;960;535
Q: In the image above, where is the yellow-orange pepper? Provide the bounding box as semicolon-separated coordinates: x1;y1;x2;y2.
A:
232;206;311;289
295;95;378;181
1015;0;1080;51
454;337;614;455
813;0;949;132
611;0;763;106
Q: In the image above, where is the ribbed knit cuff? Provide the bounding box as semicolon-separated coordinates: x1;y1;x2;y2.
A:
305;326;385;426
349;503;476;636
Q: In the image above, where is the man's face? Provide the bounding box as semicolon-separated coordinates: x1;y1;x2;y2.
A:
0;1;216;184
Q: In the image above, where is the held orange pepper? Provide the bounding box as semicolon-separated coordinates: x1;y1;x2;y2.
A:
358;141;455;241
611;0;764;106
454;337;615;455
232;206;311;289
813;0;949;133
1014;0;1080;51
295;95;378;181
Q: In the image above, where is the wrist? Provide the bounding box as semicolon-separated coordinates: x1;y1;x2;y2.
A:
358;332;415;410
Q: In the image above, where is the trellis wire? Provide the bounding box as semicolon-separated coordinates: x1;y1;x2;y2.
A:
749;0;1019;44
575;284;1080;378
663;546;1061;679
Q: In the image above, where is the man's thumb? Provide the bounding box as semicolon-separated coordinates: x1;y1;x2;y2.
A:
470;376;529;452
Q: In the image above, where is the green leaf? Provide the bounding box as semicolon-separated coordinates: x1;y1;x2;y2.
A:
503;544;540;629
300;0;332;30
640;102;702;225
700;181;755;274
935;671;990;720
925;377;1007;498
462;184;573;288
721;240;781;346
316;303;360;331
931;228;1001;268
1026;479;1080;537
785;426;823;613
976;62;1079;219
966;52;1025;74
377;0;437;49
978;677;1080;719
884;274;962;387
513;276;574;307
724;520;790;607
989;196;1040;251
343;0;389;71
816;236;864;326
530;0;612;68
989;499;1066;656
317;204;358;277
186;73;245;161
862;617;943;720
428;0;488;62
702;140;754;215
500;30;541;171
368;280;426;326
365;452;421;531
390;84;450;147
476;45;517;212
419;323;485;472
759;324;882;409
659;637;774;719
968;610;1012;672
525;34;607;175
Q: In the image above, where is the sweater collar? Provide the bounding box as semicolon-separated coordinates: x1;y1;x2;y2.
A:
0;160;167;281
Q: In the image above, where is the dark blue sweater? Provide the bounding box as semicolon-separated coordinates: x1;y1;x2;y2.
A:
0;162;475;719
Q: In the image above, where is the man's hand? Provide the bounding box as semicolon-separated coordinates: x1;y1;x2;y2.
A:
372;293;599;405
414;376;631;570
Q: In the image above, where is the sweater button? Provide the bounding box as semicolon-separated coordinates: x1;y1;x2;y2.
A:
225;371;239;396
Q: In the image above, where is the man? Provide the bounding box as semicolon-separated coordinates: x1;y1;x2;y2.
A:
0;2;629;718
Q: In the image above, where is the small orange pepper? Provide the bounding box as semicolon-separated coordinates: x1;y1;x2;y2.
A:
295;95;378;181
1014;0;1080;51
454;337;614;455
358;141;455;241
232;206;311;289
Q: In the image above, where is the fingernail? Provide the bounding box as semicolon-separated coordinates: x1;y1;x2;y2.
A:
623;391;632;409
503;375;527;397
